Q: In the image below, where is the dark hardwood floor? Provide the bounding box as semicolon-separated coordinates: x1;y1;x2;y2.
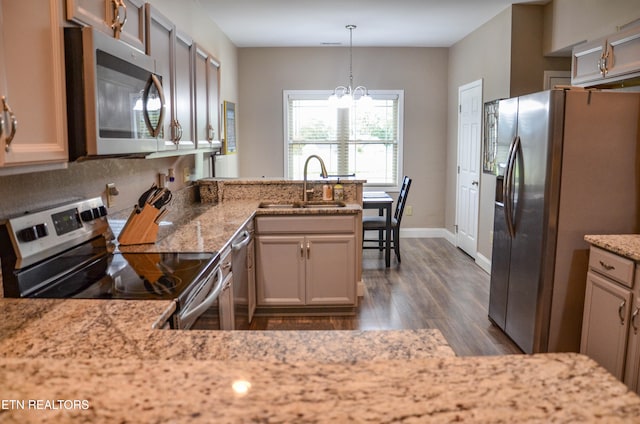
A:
249;238;522;356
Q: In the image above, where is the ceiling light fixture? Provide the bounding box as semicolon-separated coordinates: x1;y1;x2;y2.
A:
328;25;371;109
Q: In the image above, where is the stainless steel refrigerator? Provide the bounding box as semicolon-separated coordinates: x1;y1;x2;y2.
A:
489;88;640;354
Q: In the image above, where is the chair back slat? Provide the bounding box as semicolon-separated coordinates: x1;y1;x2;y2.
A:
394;176;412;225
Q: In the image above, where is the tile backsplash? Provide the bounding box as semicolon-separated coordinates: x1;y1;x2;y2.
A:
0;155;196;219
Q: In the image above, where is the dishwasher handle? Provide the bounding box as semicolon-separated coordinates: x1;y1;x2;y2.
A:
180;266;224;326
232;230;252;251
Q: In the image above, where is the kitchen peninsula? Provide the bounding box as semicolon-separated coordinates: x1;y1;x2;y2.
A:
1;183;640;422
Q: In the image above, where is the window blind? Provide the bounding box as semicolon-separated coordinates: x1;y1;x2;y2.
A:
284;90;403;188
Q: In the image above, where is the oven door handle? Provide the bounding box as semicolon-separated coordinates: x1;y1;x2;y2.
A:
179;266;224;327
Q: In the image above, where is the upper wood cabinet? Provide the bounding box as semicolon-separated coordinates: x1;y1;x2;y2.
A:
66;0;146;52
194;45;222;150
572;24;640;87
145;4;195;152
0;0;68;171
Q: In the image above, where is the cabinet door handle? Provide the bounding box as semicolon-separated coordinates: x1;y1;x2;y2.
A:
2;96;17;152
110;0;128;37
632;307;639;334
599;260;615;271
618;300;626;325
306;241;310;259
300;242;304;258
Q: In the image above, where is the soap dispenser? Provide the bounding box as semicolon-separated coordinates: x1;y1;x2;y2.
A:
333;179;344;201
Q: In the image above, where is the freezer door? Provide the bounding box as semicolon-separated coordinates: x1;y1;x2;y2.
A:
488;97;518;328
504;90;562;354
488;203;511;329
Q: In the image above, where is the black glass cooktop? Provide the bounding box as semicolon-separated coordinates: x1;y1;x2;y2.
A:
27;251;217;301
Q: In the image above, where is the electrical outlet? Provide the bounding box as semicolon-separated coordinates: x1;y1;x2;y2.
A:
106;183;117;208
183;167;190;183
406;205;413;216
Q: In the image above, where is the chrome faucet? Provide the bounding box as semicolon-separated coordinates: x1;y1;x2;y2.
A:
303;155;328;202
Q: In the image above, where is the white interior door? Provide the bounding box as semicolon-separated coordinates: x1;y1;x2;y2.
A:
456;80;482;258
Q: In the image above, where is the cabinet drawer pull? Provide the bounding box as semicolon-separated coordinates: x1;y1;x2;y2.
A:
619;300;626;325
300;242;304;258
632;308;639;334
306;241;310;259
599;260;615;271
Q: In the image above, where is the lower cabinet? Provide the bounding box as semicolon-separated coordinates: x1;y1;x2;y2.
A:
255;215;357;308
581;246;640;393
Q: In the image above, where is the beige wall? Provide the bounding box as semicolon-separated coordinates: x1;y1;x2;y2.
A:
237;47;449;228
446;7;512;261
0;0;237;218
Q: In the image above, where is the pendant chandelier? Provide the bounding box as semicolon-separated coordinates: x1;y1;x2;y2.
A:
328;25;371;109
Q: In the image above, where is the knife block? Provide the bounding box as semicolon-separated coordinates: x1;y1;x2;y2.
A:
117;204;160;245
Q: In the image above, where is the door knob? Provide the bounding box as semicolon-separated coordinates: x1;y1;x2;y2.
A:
471;180;479;186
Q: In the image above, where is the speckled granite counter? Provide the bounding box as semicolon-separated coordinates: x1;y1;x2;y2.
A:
114;199;361;254
585;234;640;261
2;354;640;423
0;298;453;361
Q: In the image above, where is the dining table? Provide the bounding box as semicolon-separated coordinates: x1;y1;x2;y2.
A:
362;191;394;267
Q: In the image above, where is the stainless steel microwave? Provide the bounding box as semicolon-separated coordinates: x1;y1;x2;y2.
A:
64;27;165;160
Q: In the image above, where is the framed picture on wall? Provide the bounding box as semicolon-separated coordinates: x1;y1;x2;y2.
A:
223;101;237;154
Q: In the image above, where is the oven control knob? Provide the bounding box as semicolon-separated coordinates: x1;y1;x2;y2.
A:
18;223;48;242
80;209;94;222
35;223;49;238
92;206;107;218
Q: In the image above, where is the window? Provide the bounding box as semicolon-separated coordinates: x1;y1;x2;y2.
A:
284;90;404;190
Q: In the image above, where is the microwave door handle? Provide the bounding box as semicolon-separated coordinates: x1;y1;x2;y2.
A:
179;266;224;327
143;74;165;138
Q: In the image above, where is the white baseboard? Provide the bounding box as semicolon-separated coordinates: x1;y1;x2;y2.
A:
475;253;491;275
399;227;450;239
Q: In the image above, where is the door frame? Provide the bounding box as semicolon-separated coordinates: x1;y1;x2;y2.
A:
455;79;483;258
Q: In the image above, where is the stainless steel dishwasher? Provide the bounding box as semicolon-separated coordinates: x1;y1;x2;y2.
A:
231;221;255;330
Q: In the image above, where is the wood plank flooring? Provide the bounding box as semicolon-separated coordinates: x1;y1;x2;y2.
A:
249;238;522;356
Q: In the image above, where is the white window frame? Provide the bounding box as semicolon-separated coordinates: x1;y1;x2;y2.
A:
282;89;404;192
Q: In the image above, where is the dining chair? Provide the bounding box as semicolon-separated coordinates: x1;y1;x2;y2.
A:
362;176;412;263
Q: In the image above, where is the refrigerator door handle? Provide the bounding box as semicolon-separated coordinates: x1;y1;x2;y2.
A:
504;136;520;238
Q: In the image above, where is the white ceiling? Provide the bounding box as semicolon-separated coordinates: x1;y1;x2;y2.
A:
197;0;546;48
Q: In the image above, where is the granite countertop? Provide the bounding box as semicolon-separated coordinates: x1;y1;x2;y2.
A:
585;234;640;261
0;299;453;362
2;203;640;421
115;200;361;254
2;353;640;423
1;299;640;422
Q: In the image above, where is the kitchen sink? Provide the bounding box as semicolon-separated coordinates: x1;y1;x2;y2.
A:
301;201;346;208
258;201;346;209
258;201;302;209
